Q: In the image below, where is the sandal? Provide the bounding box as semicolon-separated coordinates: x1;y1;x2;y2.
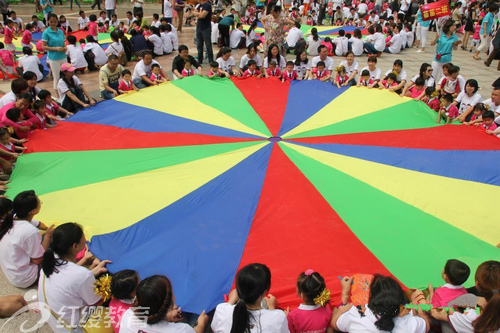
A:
473;55;481;60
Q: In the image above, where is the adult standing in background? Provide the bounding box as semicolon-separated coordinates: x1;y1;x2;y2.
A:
164;0;173;23
193;0;213;65
0;0;8;23
105;0;115;19
42;13;67;95
174;0;185;32
133;0;144;16
261;4;295;55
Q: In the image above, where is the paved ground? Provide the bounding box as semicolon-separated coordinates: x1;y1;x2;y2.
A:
0;2;499;332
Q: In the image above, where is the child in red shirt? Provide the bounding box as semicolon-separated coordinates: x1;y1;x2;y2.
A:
282;61;299;82
118;69;139;94
436;94;460;124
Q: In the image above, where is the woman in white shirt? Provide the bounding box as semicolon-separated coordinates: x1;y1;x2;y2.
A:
239;44;263;75
57;62;95;112
216;47;237;76
455;79;482;122
337;51;359;86
0;190;53;288
119;275;209;333
332;275;429;333
105;30;124;58
294;50;312;80
211;263;289;333
306;27;321;56
38;223;110;332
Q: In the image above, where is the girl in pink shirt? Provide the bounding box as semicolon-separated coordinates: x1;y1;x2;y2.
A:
87;14;98;40
109;270;140;333
287;269;332;333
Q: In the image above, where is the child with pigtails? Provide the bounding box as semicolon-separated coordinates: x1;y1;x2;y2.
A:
287;269;333;333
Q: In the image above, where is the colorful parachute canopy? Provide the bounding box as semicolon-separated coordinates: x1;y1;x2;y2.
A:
7;76;500;314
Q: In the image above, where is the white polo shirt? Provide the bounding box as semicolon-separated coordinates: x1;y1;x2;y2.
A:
312;55;335;71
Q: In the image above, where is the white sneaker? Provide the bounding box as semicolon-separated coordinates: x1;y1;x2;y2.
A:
417;49;425;53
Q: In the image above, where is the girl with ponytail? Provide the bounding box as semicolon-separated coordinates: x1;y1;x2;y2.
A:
211;263;289;333
0;190;54;288
437;260;500;333
37;222;110;332
119;275;209;333
333;275;429;333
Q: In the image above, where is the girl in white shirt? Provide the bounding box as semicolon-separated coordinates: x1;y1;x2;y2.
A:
0;190;54;288
306;27;321;56
454;79;482;122
119;275;209;333
350;28;365;56
105;30;124;58
145;26;163;57
38;223;110;332
211;263;289;333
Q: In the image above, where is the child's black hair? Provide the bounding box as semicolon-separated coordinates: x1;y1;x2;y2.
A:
111;269;139;300
210;61;219;68
441;94;454;103
296;271;327;304
414;77;425;87
482;110;495;121
444;259;470;285
37;89;51;100
6;107;21;122
67;35;77;44
361;69;370;76
122;69;131;76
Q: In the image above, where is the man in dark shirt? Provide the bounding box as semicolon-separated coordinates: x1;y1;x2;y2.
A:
171;44;203;78
193;0;213;65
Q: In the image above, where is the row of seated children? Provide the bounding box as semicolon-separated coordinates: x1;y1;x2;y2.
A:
32;257;497;333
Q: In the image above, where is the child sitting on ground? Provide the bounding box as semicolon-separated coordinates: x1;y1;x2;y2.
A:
335;65;348;88
282;61;299;82
378;72;398;90
426;87;441;112
208;61;227;78
477;110;497;132
407;77;426;100
266;60;282;78
118;69;139;94
181;60;195;77
429;259;470;308
38;90;73;119
463;103;485;126
0;127;26;163
312;61;330;81
241;59;261;78
287;269;332;333
2;108;32;139
149;64;167;84
436;93;460;124
32;100;56;130
357;69;374;87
